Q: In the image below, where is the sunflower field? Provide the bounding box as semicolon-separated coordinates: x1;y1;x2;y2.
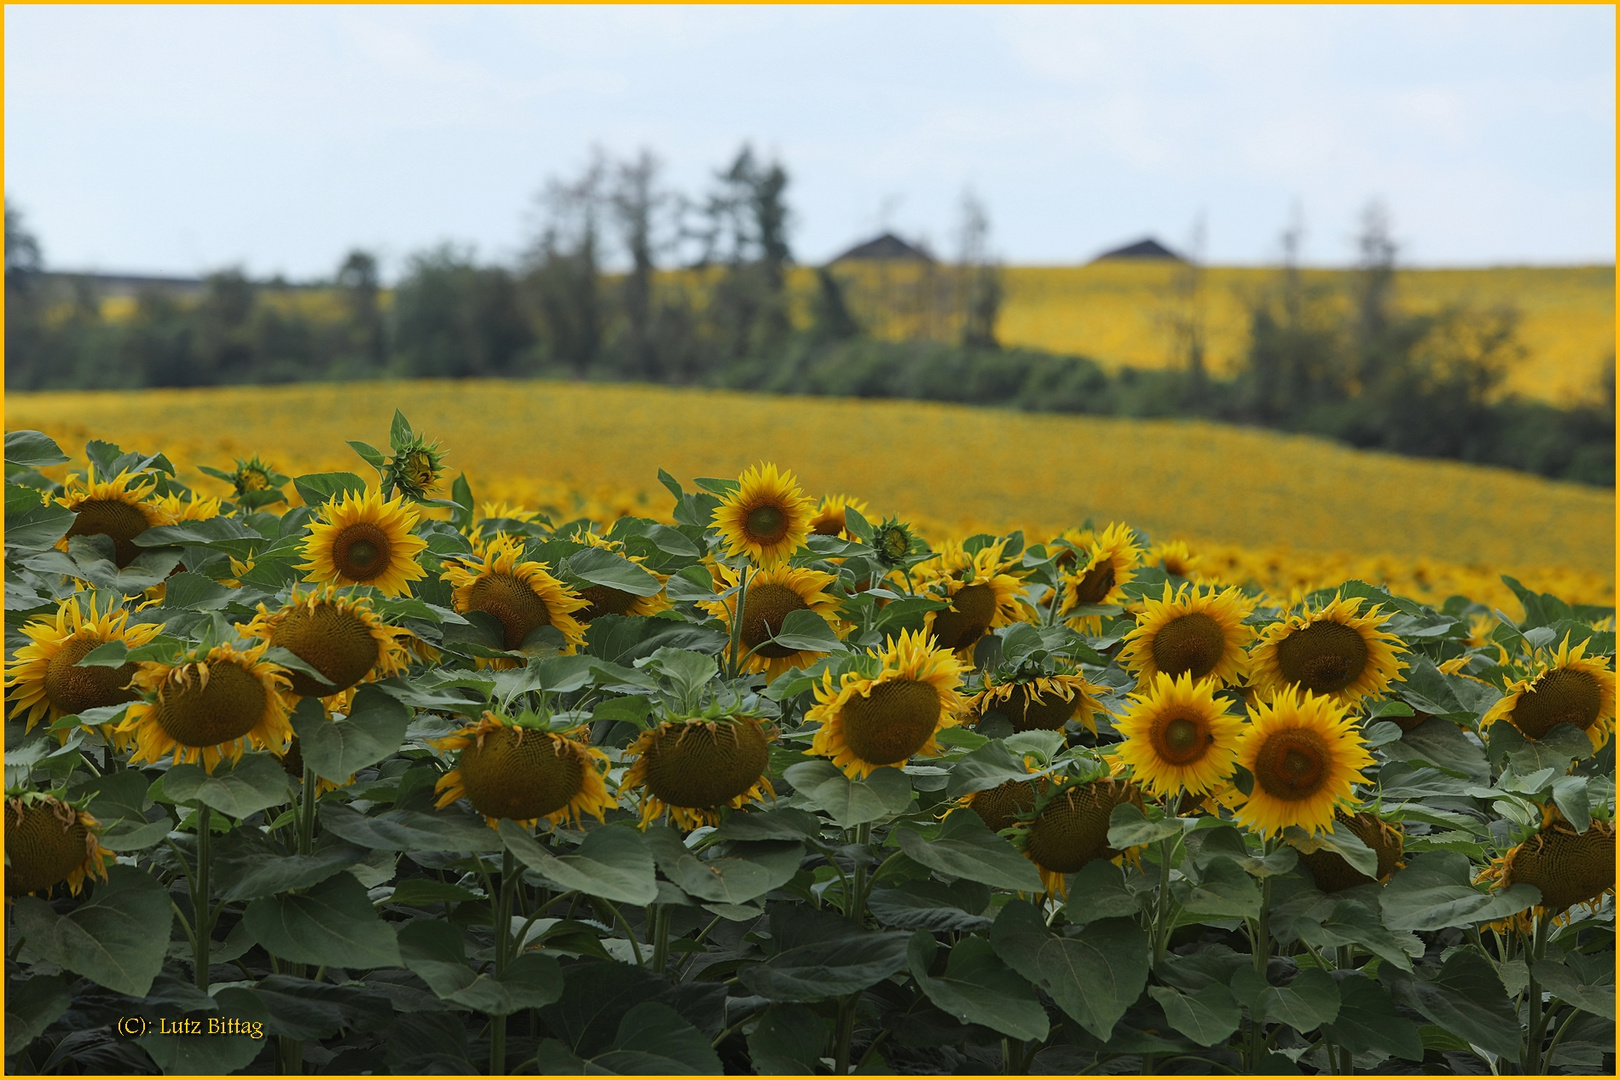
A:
3;414;1615;1076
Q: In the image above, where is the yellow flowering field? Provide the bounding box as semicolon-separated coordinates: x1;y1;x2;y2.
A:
8;378;1612;614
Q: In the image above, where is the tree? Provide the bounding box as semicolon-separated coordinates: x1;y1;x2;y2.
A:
697;145;794;364
393;245;535;379
336;249;387;372
523;153;607;375
956;190;1003;350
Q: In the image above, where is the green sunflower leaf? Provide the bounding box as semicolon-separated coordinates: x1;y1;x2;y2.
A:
243;871;402;969
988;901;1149;1042
11;865;172;997
160;753;294;819
907;931;1049;1041
894;810;1044;893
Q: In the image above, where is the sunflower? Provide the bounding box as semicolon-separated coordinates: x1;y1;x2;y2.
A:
6;595;164;740
4;794;112;900
701;563;842;678
118;642;294;772
431;712;614;829
916;539;1028;653
569;529;671;622
1112;672;1244;798
1147;540;1201;580
238;587;411;699
1020;777;1144;896
1480;634;1616;751
274;735;346;794
711;462;814;567
1118;583;1254;689
1058;523;1144;631
973;670;1102;734
622;716;776;830
808;628;967;779
1293;807;1405;892
151;491;223;523
1477;807;1615;926
809;494;872;539
441;534;589;664
1248;593;1407;707
56;470;170;567
961;775;1046;835
298;488;429;597
1232;687;1375;838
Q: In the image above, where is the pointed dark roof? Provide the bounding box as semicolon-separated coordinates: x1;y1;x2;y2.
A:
1091;237;1184;262
830;232;935;263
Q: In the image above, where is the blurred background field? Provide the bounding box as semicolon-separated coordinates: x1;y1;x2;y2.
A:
9;378;1613;614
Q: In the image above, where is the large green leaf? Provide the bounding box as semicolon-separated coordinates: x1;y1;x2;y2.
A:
1379;717;1489;781
1294;899;1423;972
894;810;1044;893
1381;948;1522;1060
11;865;171;996
1172;856;1263;921
137;997;271;1077
243;872;402;969
738;930;912;1001
82;769;170;852
767;608;843;653
1107;803;1188;848
5;975;70;1054
591;1001;723;1074
293;685;413;781
291;471;368;509
1147;983;1241;1046
320;802;501;852
4;495;76;551
642;827;803;904
215;839;371;902
908;931;1049;1041
397;920;562;1015
563;546;663;596
501;822;658;905
5;430;69;467
784;761;912;827
1533;957;1616;1020
1254;967;1340;1032
1320;973;1423;1063
161;753;293;819
746;1004;830;1075
712;806;823;842
868;878;993;932
988;900;1149;1041
1062;858;1146;921
1379;851;1540;931
213;976;394;1039
1487;720;1595;773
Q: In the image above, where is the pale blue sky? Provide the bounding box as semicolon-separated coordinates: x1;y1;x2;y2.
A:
5;5;1614;281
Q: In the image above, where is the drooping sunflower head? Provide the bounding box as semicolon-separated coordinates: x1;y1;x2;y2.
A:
1148;540;1201;580
56;469;169;568
567;528;672;622
1112;671;1245;799
298;488;429;597
238;587;411;699
710;462;814;567
4;793;112;900
6;594;164;737
431;711;615;829
1233;686;1375;838
961;775;1046;835
1480;634;1616;751
1478;808;1615;922
973;669;1102;734
917;539;1029;653
809;494;872;539
622;716;775;830
1249;593;1408;706
1019;776;1144;896
1118;582;1256;689
703;563;843;679
1293;807;1405;892
1059;523;1144;626
118;642;294;772
808;628;967;779
442;534;590;663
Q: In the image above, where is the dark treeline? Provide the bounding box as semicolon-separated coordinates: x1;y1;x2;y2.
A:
4;151;1612;486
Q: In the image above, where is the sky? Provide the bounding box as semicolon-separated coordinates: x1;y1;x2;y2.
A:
5;5;1614;282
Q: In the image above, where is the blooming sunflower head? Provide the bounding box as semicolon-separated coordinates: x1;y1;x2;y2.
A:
973;669;1102;734
56;469;168;568
118;642;294;772
1293;807;1405;891
237;587;411;699
710;463;814;567
6;594;163;738
1480;634;1616;751
431;711;614;829
4;793;112;900
1118;582;1255;689
1148;540;1201;579
917;539;1028;654
1059;523;1144;629
1112;671;1245;799
808;628;967;779
298;488;429;597
622;715;776;830
442;533;589;664
809;494;871;539
1249;593;1408;707
703;563;843;679
567;528;672;622
150;491;223;524
1477;807;1615;923
1018;776;1145;896
1232;687;1375;838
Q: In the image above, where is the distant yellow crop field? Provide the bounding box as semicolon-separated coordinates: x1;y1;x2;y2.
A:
9;379;1612;614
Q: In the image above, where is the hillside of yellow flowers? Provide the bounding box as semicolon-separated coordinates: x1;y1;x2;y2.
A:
8;379;1612;616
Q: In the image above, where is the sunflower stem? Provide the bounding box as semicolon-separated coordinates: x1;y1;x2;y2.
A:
193;802;212;993
1521;915;1550;1074
1152;834;1175;965
490;849;517;1076
297;765;318;857
650;903;670;974
727;565;753;680
832;991;859;1074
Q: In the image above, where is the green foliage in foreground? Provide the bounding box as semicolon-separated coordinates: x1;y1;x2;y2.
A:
4;427;1615;1076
